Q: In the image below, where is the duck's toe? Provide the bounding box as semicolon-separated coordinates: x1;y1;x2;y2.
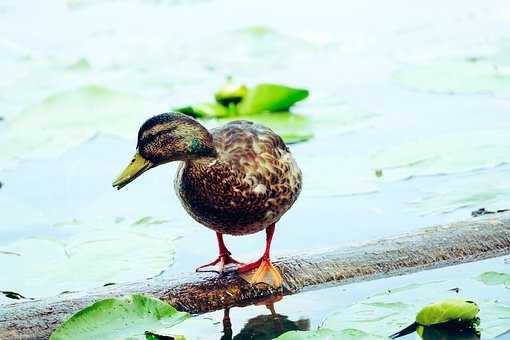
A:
238;258;283;288
196;254;243;273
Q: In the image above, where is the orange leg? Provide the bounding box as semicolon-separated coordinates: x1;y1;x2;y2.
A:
196;232;243;273
237;224;283;288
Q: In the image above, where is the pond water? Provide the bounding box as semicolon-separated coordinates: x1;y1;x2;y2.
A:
1;0;510;338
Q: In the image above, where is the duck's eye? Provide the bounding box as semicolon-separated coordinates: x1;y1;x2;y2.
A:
130;158;135;164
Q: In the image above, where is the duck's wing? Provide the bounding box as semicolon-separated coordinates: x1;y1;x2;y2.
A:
211;120;302;196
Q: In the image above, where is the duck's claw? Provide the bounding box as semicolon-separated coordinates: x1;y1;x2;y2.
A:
238;258;283;288
196;254;243;273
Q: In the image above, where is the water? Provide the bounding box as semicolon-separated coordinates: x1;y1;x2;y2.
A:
1;0;510;338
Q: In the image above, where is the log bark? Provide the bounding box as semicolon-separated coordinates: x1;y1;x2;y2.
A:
2;213;510;339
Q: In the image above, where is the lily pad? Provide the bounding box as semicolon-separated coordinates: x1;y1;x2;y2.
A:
237;84;309;115
416;299;479;326
372;129;510;181
393;40;510;95
176;83;308;118
222;112;313;144
194;26;318;74
0;85;163;169
409;172;510;216
0;217;177;298
280;279;510;339
50;294;189;340
176;103;231;119
195;112;313;144
477;272;510;286
394;60;510;95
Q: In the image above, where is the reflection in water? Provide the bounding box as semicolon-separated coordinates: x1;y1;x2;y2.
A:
221;298;310;340
417;323;480;340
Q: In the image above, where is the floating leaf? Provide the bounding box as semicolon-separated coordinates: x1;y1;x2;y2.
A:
410;172;510;216
176;83;308;118
50;294;189;340
0;217;177;298
290;279;510;339
0;85;162;169
197;112;313;144
238;84;309;115
372;129;510;181
477;272;510;286
224;112;313;144
175;103;230;118
394;60;510;95
415;299;479;326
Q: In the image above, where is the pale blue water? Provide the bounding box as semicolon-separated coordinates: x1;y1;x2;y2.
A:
1;0;510;338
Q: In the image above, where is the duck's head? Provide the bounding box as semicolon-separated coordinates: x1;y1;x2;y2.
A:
112;112;216;190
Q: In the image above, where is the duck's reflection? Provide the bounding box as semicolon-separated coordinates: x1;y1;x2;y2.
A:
221;297;310;340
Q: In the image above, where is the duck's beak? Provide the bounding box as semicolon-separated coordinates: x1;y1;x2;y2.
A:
112;151;153;190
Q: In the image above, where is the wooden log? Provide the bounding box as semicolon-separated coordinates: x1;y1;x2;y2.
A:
2;213;510;339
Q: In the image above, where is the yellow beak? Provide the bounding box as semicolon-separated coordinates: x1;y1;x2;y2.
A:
112;151;153;190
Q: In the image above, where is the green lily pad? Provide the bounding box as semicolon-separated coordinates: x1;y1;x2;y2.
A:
416;299;479;326
393;41;510;95
198;112;313;144
176;83;309;118
237;83;309;115
0;217;178;298
372;129;510;181
224;112;313;144
394;60;510;95
409;172;510;216
281;279;510;339
176;103;232;119
477;272;510;286
0;85;162;169
50;294;189;340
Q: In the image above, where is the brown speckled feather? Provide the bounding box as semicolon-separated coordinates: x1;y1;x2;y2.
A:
175;120;302;235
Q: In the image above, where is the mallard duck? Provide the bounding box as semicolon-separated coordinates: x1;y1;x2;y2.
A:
112;112;302;287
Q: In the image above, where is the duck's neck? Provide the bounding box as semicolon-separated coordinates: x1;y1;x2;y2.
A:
180;129;218;163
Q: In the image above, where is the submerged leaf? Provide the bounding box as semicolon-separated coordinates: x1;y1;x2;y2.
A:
238;84;309;115
415;299;479;326
50;294;189;340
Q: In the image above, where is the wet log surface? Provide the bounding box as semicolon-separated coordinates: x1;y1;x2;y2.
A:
2;212;510;339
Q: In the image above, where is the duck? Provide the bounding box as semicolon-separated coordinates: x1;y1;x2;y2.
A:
112;112;302;287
